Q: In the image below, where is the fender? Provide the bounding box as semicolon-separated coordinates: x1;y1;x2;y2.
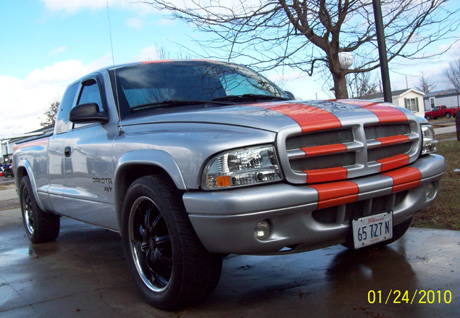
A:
15;159;47;211
114;149;187;229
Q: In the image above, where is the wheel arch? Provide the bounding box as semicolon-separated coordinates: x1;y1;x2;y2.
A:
14;159;46;211
114;150;187;231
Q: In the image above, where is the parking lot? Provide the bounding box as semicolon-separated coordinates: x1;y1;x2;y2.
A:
1;181;459;318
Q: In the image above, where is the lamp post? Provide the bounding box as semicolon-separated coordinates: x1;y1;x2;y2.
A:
338;52;353;70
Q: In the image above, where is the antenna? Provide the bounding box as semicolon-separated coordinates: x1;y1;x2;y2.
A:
106;1;115;66
106;1;124;135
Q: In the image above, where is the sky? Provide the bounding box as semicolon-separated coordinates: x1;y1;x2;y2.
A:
1;0;459;138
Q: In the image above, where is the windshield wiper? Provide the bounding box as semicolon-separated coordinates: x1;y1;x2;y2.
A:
131;99;233;112
212;94;291;102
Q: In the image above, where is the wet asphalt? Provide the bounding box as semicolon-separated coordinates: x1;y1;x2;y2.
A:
1;198;459;317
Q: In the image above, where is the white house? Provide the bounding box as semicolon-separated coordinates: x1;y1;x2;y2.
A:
361;88;425;118
423;89;460;110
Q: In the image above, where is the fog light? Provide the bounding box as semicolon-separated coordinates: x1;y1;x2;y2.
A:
426;182;437;200
255;220;271;240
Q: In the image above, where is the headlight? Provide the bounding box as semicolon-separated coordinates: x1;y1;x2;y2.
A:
202;145;283;190
420;124;438;155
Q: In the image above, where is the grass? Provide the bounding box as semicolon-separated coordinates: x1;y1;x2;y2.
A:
427;117;455;126
412;138;460;230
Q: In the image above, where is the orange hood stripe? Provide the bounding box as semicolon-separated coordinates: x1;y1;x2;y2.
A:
257;103;342;133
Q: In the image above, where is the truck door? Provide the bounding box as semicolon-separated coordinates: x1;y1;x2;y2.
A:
47;82;79;213
63;76;118;229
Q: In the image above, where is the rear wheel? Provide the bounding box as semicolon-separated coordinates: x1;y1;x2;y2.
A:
121;175;222;310
446;112;452;119
20;176;60;243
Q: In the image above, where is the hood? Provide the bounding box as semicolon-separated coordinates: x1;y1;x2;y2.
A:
122;99;415;133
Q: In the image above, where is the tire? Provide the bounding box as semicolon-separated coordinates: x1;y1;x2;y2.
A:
446;112;452;119
20;176;60;243
425;115;432;120
344;217;413;251
121;175;222;310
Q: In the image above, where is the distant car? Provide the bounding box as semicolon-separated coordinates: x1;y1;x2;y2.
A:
425;105;460;120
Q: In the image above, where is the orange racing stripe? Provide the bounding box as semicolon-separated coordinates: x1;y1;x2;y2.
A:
377;154;410;172
305;167;348;184
382;167;421;193
302;143;347;157
311;181;359;209
336;99;407;123
259;103;342;133
376;135;410;146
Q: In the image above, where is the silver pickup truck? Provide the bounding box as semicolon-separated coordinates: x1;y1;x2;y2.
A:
13;60;445;310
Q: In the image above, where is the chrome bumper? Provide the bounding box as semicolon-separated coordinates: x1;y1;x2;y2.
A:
183;154;445;254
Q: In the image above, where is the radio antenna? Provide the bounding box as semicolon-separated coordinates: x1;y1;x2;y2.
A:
106;1;124;135
106;1;116;66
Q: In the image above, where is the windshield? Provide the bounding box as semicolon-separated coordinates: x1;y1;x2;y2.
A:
110;61;290;118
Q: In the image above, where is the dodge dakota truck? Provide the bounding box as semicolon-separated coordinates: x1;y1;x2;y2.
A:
13;60;445;310
425;105;460;120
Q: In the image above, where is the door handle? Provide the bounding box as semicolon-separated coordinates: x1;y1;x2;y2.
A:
64;146;71;157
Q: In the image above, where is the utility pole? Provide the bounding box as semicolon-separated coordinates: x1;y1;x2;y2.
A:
373;0;392;103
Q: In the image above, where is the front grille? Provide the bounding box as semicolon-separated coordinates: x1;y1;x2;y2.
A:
312;191;408;224
289;153;355;171
286;129;354;150
364;124;410;140
283;121;420;184
368;143;412;162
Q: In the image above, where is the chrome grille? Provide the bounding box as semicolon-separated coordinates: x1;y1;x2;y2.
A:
290;153;355;171
364;124;411;140
368;143;412;162
281;120;421;184
286;129;354;150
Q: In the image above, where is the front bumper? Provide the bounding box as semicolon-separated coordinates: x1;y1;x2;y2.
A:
183;154;445;254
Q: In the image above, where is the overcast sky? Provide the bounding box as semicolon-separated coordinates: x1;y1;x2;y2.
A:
1;0;459;138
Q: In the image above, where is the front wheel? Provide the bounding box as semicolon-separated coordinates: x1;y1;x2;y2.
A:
121;175;222;310
425;115;432;120
20;176;60;243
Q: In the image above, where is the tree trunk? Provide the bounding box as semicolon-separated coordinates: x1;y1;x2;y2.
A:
332;72;349;99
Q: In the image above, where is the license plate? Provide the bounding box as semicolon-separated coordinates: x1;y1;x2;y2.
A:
352;212;393;249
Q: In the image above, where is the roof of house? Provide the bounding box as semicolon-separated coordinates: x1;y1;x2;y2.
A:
362;88;424;100
423;89;459;99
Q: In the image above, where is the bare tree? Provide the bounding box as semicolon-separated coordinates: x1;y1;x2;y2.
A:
40;100;60;128
144;0;459;98
444;59;460;91
347;71;379;99
416;72;435;93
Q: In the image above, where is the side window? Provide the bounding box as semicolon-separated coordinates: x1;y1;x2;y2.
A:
73;79;103;129
55;82;79;134
77;79;103;109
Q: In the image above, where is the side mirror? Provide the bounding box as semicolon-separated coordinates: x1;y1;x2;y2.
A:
69;103;109;124
284;91;295;100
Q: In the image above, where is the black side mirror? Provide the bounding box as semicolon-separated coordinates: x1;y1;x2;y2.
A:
284;91;296;100
69;103;109;124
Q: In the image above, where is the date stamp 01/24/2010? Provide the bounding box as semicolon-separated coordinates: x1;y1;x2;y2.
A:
368;290;453;305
